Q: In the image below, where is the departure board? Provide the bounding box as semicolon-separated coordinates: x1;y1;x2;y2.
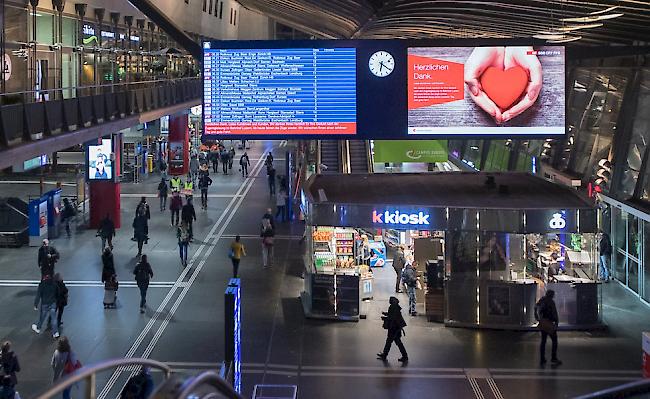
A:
203;48;357;135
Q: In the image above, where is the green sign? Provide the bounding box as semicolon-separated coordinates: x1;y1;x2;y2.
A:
373;140;447;163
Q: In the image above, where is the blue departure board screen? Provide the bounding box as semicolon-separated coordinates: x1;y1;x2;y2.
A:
203;47;357;135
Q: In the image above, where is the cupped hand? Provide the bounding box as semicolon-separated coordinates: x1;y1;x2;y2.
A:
502;46;543;122
464;47;506;122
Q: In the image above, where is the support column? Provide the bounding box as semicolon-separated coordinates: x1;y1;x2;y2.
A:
89;134;121;229
168;113;189;176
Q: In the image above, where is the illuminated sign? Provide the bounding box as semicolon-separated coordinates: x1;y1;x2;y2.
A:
225;279;241;393
549;212;566;229
372;210;430;226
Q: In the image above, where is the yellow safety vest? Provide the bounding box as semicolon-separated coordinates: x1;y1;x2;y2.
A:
184;181;193;191
170;177;181;190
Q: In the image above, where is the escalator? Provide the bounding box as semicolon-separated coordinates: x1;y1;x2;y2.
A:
347;140;370;173
318;140;341;174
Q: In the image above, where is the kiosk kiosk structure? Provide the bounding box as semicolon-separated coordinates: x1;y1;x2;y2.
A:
301;172;602;330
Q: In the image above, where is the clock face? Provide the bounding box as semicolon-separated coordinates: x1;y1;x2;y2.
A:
368;51;394;77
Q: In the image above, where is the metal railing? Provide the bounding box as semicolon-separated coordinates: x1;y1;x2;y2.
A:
0;77;199;103
35;358;172;399
177;371;244;399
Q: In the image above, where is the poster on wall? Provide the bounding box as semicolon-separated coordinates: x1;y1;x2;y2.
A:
87;139;113;180
373;140;447;163
168;142;184;171
407;46;565;136
38;200;48;238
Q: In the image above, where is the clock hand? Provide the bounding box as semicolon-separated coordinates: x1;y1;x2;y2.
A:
379;61;384;71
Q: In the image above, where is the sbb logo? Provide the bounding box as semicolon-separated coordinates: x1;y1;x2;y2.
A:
549;213;566;229
372;210;430;226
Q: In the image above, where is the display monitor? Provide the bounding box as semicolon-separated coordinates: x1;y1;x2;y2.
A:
87;139;113;180
203;47;357;136
407;46;565;136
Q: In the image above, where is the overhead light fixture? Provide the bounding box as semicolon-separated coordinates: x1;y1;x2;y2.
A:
590;5;619;15
557;23;603;31
560;13;623;23
533;33;568;40
548;35;582;43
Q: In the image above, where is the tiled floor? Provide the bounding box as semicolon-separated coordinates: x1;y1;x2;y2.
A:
0;140;647;399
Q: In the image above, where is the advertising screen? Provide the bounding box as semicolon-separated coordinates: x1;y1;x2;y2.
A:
203;47;357;135
88;139;113;180
407;46;565;135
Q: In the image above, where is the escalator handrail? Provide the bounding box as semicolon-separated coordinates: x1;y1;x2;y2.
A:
178;371;244;399
35;358;172;399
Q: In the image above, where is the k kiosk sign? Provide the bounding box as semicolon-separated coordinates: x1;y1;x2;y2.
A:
308;204;447;230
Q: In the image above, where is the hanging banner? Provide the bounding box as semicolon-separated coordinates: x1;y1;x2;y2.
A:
373;140;448;163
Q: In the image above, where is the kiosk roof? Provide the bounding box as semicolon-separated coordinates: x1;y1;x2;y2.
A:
305;172;594;210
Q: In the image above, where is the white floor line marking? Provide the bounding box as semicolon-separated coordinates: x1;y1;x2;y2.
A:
300;365;464;372
487;378;504;399
489;368;641;374
299;372;469;379
221;234;302;240
0;180;76;186
98;151;268;398
120;193;243;198
492;375;638;381
0;282;174;288
468;377;485;399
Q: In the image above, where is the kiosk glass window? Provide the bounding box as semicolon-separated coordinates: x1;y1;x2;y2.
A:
643;221;650;302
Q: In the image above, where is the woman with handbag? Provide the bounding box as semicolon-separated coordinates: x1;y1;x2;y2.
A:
229;235;247;278
535;289;562;366
260;218;274;268
51;336;81;399
377;296;408;362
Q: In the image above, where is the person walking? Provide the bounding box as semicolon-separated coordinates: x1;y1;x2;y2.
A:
31;275;59;338
228;146;236;171
210;149;219;174
0;375;20;399
97;214;115;251
101;247;116;283
132;213;148;258
239;152;250;178
599;230;612;282
134;255;154;314
536;290;562;366
60;198;76;238
53;273;68;328
169;175;182;193
181;197;197;241
157;178;168;211
267;165;277;196
169;191;183;227
392;245;406;294
261;218;274;268
121;366;154;399
189;155;200;184
51;336;80;399
264;153;274;169
263;208;276;231
275;188;288;222
229;235;246;278
198;173;213;211
401;261;418;316
177;221;191;267
0;342;20;388
377;296;408;362
37;239;59;278
103;274;119;309
220;148;230;174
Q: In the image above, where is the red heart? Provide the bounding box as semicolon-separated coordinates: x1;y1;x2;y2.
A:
480;66;529;110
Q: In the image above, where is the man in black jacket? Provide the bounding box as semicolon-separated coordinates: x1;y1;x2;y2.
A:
599;230;612;281
377;296;408;362
31;275;60;338
198;174;213;210
536;290;561;365
181;197;197;241
98;214;116;251
37;239;59;277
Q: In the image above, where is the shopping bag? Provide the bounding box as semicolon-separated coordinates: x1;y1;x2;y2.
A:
538;319;556;334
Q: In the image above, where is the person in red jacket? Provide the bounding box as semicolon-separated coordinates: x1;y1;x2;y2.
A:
169;191;183;227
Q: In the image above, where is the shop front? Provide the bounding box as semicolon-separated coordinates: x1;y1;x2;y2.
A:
301;172;602;330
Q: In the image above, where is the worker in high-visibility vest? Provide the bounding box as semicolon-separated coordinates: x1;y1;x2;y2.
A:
183;177;194;197
169;176;182;192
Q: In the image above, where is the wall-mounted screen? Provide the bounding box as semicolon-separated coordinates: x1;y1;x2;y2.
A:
87;139;113;180
204;48;357;135
407;46;565;136
203;40;566;140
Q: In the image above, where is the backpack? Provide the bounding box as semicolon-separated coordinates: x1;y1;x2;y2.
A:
134;264;149;281
535;298;551;321
401;267;416;287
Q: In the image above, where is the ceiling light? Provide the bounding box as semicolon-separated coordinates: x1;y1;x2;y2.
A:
560;13;623;23
590;6;619;15
548;35;582;43
533;34;568;40
557;23;603;31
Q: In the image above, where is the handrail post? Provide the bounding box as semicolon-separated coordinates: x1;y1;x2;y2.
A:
85;373;96;399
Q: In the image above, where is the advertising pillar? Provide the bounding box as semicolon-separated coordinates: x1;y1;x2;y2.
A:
46;188;62;239
28;196;48;247
168;113;189;176
88;136;121;229
643;332;650;378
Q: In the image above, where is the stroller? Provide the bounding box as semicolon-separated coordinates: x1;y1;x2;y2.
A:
103;275;119;309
